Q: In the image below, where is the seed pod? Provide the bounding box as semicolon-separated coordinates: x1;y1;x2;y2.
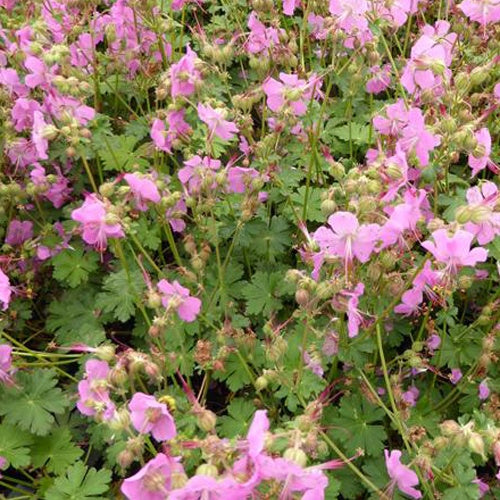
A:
197;409;217;432
283;448;308;467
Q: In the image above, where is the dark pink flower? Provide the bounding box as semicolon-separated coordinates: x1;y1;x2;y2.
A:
5;220;33;246
178;155;221;194
402;386;420;407
366;64;391;94
246;410;269;458
11;98;41;131
227;166;259;194
129;393;176;441
151;110;191;153
246;12;283;54
344;283;365;338
31;111;50;160
283;0;300;15
24;56;54;89
450;369;463;385
71;194;124;251
384;450;422;499
478;380;490;400
157;279;201;322
422;229;488;274
0;270;11;311
198;103;238;141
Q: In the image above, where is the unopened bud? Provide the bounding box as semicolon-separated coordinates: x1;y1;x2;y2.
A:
197;409;217;432
470;67;489;87
255;375;268;391
95;345;116;362
295;289;310;306
283;448;308;467
321;199;337;216
468;432;486;458
117;449;134;468
196;464;219;478
440;420;461;437
455;205;472;224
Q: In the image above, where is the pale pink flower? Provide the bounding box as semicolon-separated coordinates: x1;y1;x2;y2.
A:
0;270;11;311
0;68;28;97
283;0;300;15
169;475;252;499
197;103;239;141
401;35;449;94
313;212;380;270
328;0;372;47
344;282;365;338
71;194;124;251
262;72;322;116
384;450;422;499
459;0;500;25
463;181;500;244
170;46;201;98
5;220;33;246
375;0;418;28
427;334;441;353
178;155;221;193
124;173;161;211
468;128;492;177
422;229;488;273
129;393;176;441
247;410;269;458
227;166;259;194
166;198;187;233
31;111;50;160
157;279;201;322
121;453;179;500
0;344;14;385
24;56;54;89
76;360;115;420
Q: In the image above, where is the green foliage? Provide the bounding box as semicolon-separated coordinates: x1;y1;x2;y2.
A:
52;246;99;288
0;423;33;468
45;462;112;500
0;369;69;436
217;398;256;437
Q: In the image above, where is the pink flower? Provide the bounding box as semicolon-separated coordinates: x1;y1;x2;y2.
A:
247;410;269;458
150;110;191;153
450;369;463;385
328;0;372;47
124;173;161;211
366;64;391;94
166;198;187;233
121;454;177;500
129;393;176;441
71;194;124;251
157;279;201;322
422;229;488;274
0;68;28;97
246;12;283;54
31;111;50;160
170;46;201;98
169;475;252;499
197;103;238;141
401;35;449;94
5;220;33;246
479;380;490;400
283;0;300;15
262;72;322;116
0;344;14;385
227;166;259;193
384;450;422;499
468;128;492;177
463;181;500;244
0;270;12;311
402;386;420;407
376;0;418;28
313;212;380;270
76;360;115;420
178;155;221;194
344;282;365;338
0;455;6;478
427;334;441;353
459;0;500;25
11;98;41;131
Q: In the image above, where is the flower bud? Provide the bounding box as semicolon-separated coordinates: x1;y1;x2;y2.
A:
321;199;336;216
41;125;58;140
255;375;269;391
440;420;461;437
117;449;134;468
197;409;217;432
295;289;310;306
468;432;486;458
455;205;472;224
109;408;131;431
266;336;288;362
283;448;307;467
95;345;116;362
470;67;489;87
147;290;162;309
195;464;219;478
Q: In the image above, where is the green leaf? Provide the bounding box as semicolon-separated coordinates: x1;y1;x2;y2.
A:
93;134;148;172
287;186;324;222
241;271;291;316
0;423;33;468
32;428;83;474
45;462;111;500
213;353;253;392
52;246;99;288
0;369;69;436
46;288;106;346
96;268;145;322
327;394;387;456
217;398;256;438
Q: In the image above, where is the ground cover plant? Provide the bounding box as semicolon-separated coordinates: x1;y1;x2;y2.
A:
0;0;499;498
